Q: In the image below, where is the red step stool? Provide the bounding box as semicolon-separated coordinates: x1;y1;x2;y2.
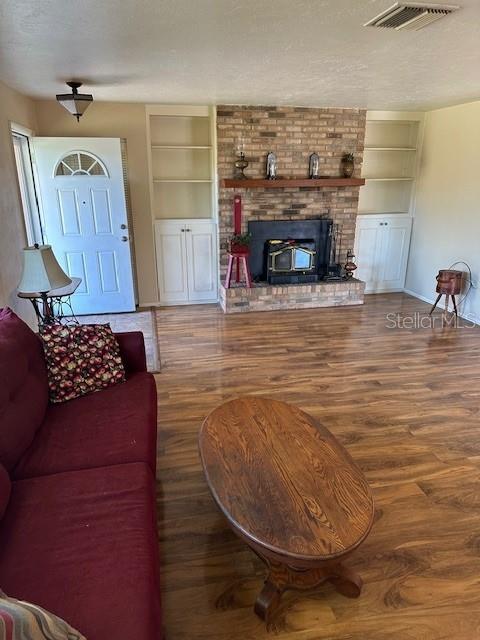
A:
225;251;252;288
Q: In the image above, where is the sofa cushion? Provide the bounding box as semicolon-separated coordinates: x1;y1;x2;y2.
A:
0;590;86;639
0;463;162;640
0;465;11;521
115;331;148;375
0;308;48;471
39;324;126;403
14;372;158;480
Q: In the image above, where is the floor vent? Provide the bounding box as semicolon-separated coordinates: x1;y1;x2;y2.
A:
364;2;459;31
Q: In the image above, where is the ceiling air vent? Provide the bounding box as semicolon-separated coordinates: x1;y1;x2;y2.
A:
364;2;459;31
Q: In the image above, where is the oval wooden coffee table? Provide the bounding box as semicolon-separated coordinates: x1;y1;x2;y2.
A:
199;397;374;626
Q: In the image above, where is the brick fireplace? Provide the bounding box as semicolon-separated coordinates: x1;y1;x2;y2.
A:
216;105;367;313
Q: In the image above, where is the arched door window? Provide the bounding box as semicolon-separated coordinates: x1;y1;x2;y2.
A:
54;151;108;177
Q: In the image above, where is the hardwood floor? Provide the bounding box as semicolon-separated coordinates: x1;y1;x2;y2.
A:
155;293;480;639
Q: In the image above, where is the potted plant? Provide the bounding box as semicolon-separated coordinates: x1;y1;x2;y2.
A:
229;232;252;255
341;153;355;178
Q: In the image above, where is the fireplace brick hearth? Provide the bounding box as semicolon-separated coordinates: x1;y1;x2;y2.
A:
217;105;366;279
219;279;365;314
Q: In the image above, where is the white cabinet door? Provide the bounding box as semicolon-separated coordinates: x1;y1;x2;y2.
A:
355;215;412;293
354;217;384;293
155;220;218;304
378;217;412;291
185;221;218;301
155;221;189;303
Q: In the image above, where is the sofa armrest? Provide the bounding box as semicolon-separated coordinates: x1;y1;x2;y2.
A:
115;331;147;375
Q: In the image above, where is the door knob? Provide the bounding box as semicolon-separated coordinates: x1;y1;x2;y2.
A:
121;236;128;242
120;224;127;229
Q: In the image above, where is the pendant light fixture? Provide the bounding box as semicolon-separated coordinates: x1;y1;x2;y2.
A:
56;81;93;122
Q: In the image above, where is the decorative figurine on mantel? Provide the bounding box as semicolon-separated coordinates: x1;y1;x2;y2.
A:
234;139;249;179
341;153;355;178
309;152;320;179
266;152;277;180
344;249;357;279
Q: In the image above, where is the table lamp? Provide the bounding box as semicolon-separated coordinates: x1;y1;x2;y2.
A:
18;244;72;322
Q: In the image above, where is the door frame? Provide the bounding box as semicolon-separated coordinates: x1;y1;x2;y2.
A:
10;122;43;246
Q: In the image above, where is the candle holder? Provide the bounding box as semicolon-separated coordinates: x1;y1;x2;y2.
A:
344;248;357;279
234;151;249;179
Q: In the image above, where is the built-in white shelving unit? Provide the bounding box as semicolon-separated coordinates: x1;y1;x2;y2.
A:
359;112;424;216
355;111;424;294
146;105;216;220
146;105;218;306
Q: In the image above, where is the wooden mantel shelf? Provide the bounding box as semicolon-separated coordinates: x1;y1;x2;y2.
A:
221;177;365;189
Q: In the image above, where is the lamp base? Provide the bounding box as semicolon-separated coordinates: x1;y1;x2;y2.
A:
40;292;55;325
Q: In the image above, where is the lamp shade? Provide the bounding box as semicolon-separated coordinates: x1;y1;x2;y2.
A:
18;245;72;294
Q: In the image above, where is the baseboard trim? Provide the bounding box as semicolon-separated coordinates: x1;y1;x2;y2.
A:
365;287;404;294
403;289;437;306
403;288;479;325
142;299;219;308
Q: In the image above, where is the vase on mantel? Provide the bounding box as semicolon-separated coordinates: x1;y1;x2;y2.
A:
341;153;355;178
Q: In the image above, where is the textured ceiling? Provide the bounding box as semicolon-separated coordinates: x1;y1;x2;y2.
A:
1;0;479;110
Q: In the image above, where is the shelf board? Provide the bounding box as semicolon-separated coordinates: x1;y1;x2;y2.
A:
151;145;212;150
154;215;214;221
358;210;410;216
364;146;416;151
221;177;365;189
153;179;212;183
363;177;414;182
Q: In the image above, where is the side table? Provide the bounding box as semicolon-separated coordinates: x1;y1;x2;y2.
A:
18;277;82;325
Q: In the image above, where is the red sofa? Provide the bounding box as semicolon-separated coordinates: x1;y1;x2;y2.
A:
0;308;162;640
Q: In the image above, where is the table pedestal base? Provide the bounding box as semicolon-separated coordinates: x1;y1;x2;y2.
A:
254;558;362;627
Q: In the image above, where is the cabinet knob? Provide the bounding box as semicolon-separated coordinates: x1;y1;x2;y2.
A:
181;229;185;232
186;228;191;232
120;224;127;229
121;236;128;242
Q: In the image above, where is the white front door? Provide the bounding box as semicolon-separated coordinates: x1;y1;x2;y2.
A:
32;137;135;314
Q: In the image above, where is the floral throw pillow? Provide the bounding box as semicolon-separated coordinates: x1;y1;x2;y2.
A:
40;324;126;403
0;590;86;639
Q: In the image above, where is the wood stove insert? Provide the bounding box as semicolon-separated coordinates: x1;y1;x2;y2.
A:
267;239;317;284
248;219;332;283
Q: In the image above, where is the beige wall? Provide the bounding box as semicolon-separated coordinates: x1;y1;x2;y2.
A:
0;81;37;326
405;100;480;322
34;100;158;304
